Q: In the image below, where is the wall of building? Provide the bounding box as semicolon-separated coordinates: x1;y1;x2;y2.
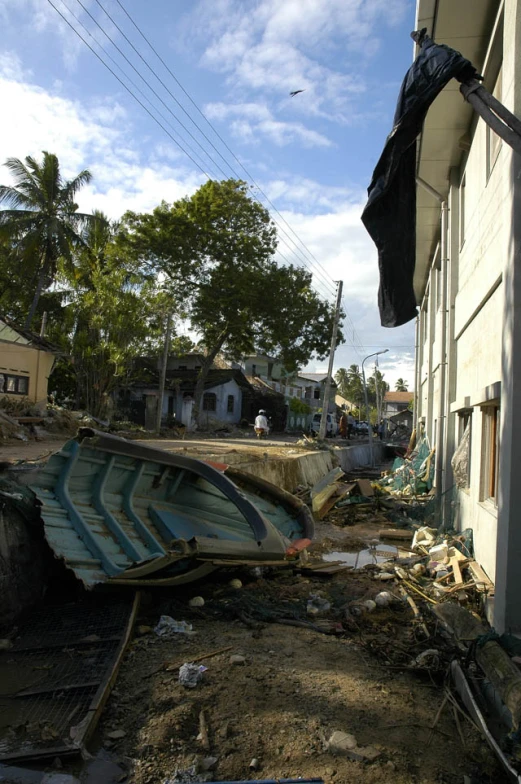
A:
0;337;55;407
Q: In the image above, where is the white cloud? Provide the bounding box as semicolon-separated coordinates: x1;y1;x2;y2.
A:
205;102;332;148
0;61;204;218
180;0;408;123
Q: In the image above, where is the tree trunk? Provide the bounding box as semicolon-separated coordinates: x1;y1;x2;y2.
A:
193;333;228;427
24;265;47;330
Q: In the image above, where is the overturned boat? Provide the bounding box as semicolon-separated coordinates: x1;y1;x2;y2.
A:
29;429;313;588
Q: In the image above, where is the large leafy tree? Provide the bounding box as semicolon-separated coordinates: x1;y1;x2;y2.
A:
0;152;98;328
335;364;364;406
121;179;343;424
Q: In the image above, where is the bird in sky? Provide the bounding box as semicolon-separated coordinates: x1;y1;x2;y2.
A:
289;89;305;97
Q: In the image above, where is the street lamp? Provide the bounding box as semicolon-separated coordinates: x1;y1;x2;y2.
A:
362;349;389;467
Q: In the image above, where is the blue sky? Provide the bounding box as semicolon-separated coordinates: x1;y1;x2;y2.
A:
0;0;417;389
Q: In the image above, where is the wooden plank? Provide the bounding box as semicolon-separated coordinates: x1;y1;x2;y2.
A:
449;557;463;585
379;528;414;541
467;560;495;594
310;467;345;498
355;478;374;497
312;482;355;519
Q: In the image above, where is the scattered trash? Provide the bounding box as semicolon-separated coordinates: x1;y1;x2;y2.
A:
229;579;243;589
105;729;126;740
249;758;260;770
374;591;394;607
306;592;331;616
154;616;194;637
178;663;207;688
189;596;205;608
229;654;246;665
0;639;13;651
327;731;381;762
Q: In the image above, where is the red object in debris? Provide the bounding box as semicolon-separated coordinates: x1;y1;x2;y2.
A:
204;460;229;471
285;538;312;557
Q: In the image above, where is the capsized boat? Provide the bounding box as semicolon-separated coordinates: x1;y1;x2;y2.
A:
29;429;314;588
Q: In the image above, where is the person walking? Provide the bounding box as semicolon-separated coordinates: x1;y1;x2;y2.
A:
347;411;355;440
339;412;348;439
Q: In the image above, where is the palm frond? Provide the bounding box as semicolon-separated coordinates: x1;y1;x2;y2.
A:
62;170;93;202
0;186;36;210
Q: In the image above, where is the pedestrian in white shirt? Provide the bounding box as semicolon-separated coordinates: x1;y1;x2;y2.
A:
254;410;269;438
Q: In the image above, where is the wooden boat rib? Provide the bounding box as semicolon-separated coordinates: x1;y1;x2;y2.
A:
29;429;314;588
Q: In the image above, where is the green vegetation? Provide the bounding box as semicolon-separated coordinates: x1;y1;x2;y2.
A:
0;157;343;420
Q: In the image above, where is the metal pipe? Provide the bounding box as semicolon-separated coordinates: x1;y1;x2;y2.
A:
436;201;449;527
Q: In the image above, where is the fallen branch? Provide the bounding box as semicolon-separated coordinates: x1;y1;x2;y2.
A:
398;585;430;637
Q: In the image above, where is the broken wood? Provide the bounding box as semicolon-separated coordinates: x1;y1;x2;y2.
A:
164;646;233;672
397;585;429;637
379;528;414;541
466;560;495;594
312;482;356;519
355;478;374;497
198;709;210;750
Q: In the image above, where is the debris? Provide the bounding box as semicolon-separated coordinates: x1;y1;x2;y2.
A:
0;639;13;651
179;663;207;689
380;528;414;541
200;756;218;771
154;616;194;636
164;646;233;673
306;593;331;616
415;649;441;668
327;731;357;753
411;526;438;550
229;654;246;665
374;591;394;607
312;482;355;519
229;579;243;589
249;758;260;770
137;625;153;635
105;729;126;740
198;709;210;750
189;596;205;608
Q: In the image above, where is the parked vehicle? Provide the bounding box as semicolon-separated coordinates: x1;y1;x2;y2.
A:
310;413;339;437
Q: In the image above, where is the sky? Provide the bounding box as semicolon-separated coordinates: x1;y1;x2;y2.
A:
0;0;418;390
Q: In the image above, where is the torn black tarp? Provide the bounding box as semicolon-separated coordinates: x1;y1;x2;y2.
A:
361;30;479;328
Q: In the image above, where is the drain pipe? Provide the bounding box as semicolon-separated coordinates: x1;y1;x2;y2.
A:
416;177;449;527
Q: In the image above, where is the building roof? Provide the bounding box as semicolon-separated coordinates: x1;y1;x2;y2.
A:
130;362;252;393
244;375;286;398
298;373;337;387
335;394;355;409
0;316;65;355
384;391;414;403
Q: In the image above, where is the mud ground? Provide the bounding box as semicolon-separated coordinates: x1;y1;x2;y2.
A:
97;521;504;784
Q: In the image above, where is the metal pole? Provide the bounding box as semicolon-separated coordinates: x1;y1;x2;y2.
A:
156;313;172;434
319;280;343;440
362;349;389;467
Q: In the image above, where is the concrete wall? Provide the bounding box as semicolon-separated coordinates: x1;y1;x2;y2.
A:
415;2;518;608
235;442;384;493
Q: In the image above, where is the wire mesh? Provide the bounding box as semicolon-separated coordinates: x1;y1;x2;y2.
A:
0;598;133;761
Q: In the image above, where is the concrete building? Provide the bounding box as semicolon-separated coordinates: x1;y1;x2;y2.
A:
0;318;62;409
414;0;520;631
383;391;414;420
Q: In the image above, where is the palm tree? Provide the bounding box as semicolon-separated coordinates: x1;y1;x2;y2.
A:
0;152;97;328
395;378;409;391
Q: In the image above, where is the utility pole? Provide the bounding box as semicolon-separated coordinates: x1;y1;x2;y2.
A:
319;280;343;440
156;313;172;434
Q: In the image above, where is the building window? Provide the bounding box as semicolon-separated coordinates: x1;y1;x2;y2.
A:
313;388;320;400
481;405;500;503
203;393;216;412
0;373;29;395
456;411;472;490
227;394;234;413
487;68;502;179
178;365;187;371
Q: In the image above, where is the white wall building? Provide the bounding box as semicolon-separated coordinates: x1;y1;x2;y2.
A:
414;0;520;631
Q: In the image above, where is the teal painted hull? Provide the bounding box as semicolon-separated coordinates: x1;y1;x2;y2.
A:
29;430;313;588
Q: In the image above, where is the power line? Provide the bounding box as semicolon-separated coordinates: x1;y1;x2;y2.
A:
47;0;339;301
104;0;339;297
58;0;222;180
46;0;211;178
80;0;337;298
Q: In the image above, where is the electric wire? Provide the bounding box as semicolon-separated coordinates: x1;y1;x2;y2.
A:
48;0;341;305
50;0;336;298
46;0;211;178
57;0;222;181
100;0;339;297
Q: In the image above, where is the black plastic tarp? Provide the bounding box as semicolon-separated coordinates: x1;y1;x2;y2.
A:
361;30;479;328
